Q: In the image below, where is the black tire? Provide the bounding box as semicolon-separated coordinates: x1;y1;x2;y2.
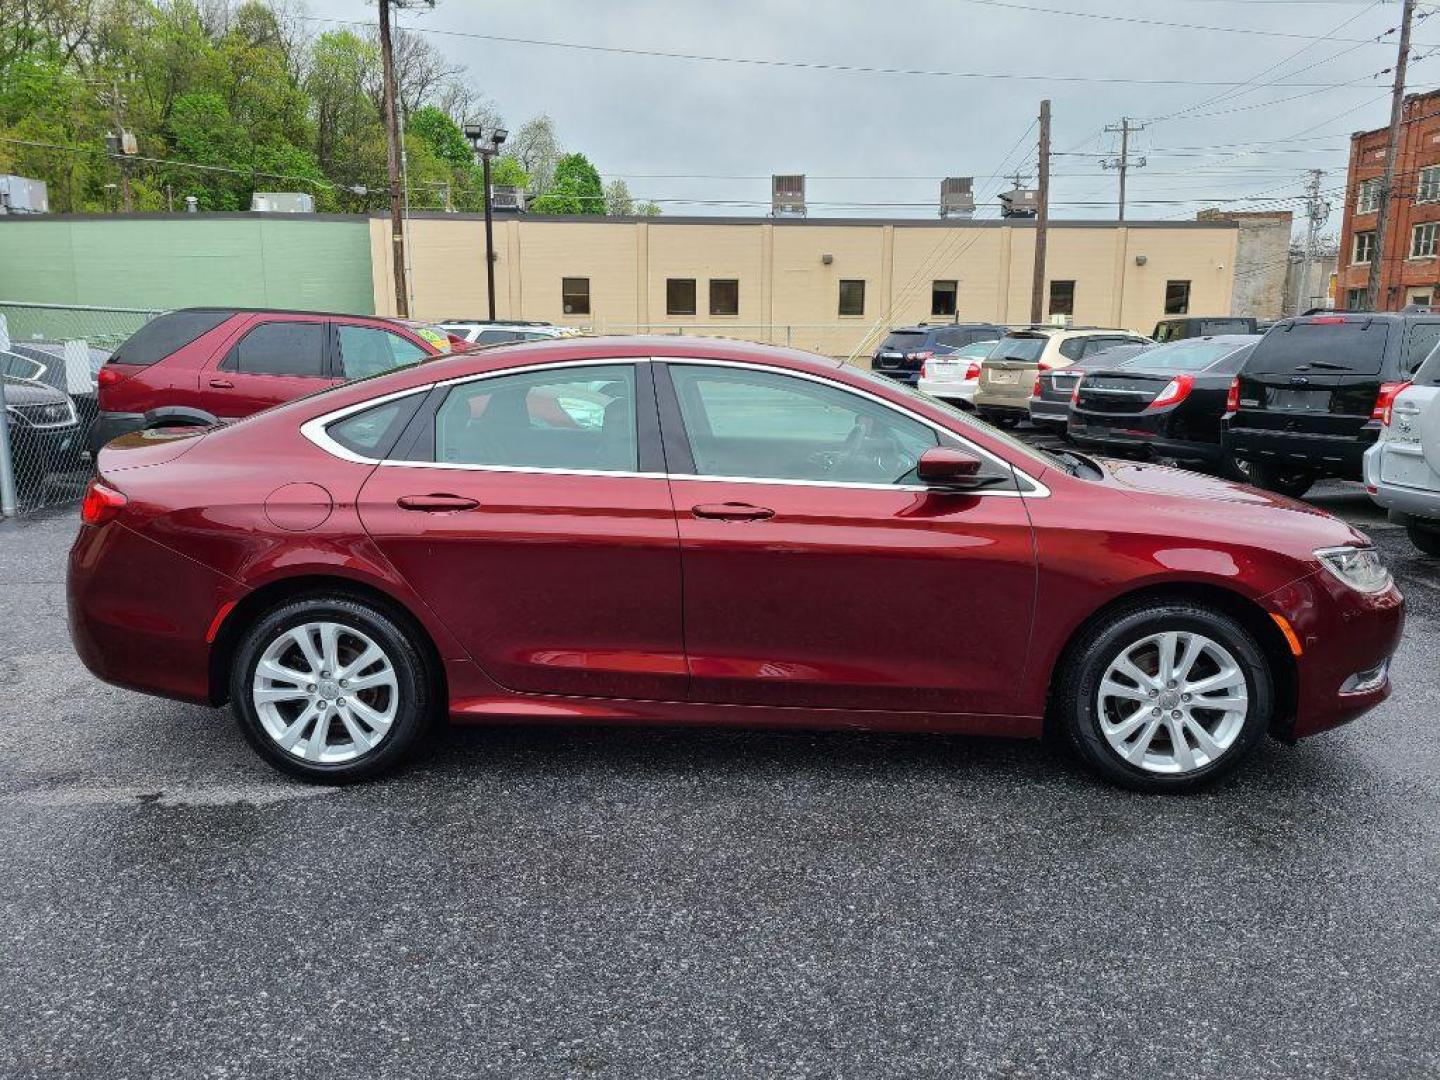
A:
1054;601;1274;793
229;596;434;783
1236;459;1315;499
1409;522;1440;557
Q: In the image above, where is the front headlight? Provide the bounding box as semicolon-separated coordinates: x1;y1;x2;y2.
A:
1314;546;1392;594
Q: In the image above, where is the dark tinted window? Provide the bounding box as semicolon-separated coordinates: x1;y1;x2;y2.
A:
838;280;865;316
1414;346;1440;386
476;329;521;344
993;335;1047;362
112;309;231;367
1049;280;1075;317
1401;321;1440;375
880;330;927;351
666;279;697;316
709;279;739;316
229;321;327;377
1165;281;1191;316
562;277;590;316
931;280;957;317
326;396;422;458
1199;319;1253;336
1247;321;1390;376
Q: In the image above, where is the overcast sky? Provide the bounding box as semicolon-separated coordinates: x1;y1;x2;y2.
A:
307;0;1428;233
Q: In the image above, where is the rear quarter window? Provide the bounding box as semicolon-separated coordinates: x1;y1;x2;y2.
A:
111;310;232;367
1401;321;1440;376
1246;321;1390;376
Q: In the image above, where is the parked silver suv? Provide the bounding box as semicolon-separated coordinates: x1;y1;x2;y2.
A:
1364;346;1440;556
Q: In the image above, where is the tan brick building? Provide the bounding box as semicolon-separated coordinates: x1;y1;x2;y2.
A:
1339;88;1440;310
371;213;1260;358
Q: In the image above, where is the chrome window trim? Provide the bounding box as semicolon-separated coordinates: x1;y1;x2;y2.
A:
299;354;1051;498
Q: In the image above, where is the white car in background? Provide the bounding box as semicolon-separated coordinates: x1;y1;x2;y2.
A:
1364;349;1440;556
915;339;999;408
441;321;583;346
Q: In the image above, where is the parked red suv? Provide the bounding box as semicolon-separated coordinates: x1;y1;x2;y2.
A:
91;307;451;451
68;336;1404;792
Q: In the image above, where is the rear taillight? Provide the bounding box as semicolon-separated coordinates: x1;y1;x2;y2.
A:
1375;380;1411;424
964;361;981;381
1150;374;1195;409
80;479;127;526
908;350;934;363
1070;376;1085;404
1038;360;1054;371
97;367;127;389
1225;376;1240;415
1032;374;1043;397
921;360;934;381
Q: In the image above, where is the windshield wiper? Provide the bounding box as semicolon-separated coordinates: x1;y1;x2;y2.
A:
1294;360;1351;371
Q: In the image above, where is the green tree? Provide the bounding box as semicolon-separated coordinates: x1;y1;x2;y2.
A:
531;151;603;215
407;104;471;169
603;177;632;216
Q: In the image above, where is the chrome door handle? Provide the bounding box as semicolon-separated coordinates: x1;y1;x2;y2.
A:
397;494;481;512
208;378;234;389
691;502;775;521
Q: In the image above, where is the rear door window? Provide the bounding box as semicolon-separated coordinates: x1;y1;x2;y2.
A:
1246;321;1390;377
337;325;429;379
226;321;327;377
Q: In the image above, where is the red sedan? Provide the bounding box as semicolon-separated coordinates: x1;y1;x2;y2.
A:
67;336;1405;791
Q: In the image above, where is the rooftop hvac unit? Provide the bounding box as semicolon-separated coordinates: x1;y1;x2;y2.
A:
491;185;524;211
250;192;315;213
939;177;975;218
772;174;806;217
998;186;1039;218
0;175;49;214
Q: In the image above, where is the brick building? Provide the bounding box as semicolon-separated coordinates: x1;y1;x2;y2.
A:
1339;88;1440;310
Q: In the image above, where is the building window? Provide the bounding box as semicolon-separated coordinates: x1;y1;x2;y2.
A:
666;278;697;316
1346;288;1369;311
1048;280;1076;317
1353;230;1376;265
1356;177;1383;215
562;277;590;316
1413;222;1440;258
709;279;739;316
931;280;958;317
1419;166;1440;204
838;279;866;316
1164;280;1191;316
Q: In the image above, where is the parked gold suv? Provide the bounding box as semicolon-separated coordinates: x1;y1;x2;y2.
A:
973;326;1152;426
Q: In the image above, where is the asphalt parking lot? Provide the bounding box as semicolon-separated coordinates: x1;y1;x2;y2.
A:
2;479;1438;1079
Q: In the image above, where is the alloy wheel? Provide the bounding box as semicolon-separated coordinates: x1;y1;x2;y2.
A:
251;621;399;764
1096;630;1249;775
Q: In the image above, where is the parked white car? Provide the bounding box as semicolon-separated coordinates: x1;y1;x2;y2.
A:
915;339;999;407
1364;352;1440;556
441;321;582;346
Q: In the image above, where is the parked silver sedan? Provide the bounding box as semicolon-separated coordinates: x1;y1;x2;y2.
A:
1364;348;1440;556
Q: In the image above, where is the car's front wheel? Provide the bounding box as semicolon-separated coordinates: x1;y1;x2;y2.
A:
1408;522;1440;557
229;596;434;782
1056;602;1274;792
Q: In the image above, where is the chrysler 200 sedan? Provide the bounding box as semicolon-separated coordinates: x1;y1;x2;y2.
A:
67;336;1405;792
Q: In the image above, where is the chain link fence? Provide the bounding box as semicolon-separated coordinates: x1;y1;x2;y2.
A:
0;302;160;518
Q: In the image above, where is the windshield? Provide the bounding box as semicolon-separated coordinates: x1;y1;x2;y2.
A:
1126;340;1249;372
850;364;1064;474
991;335;1047;362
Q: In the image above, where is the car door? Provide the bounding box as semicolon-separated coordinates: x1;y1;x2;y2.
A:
657;360;1038;715
355;359;687;701
200;315;337;420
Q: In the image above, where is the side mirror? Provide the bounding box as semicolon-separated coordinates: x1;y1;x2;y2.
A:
916;446;984;488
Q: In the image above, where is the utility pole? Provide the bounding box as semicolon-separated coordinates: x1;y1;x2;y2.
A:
1367;0;1415;312
1102;117;1147;222
1030;99;1051;325
1299;169;1330;314
102;79;134;213
377;0;410;317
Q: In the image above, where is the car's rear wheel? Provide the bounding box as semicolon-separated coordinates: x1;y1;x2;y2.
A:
229;596;433;782
1235;459;1315;498
1408;522;1440;557
1055;602;1273;792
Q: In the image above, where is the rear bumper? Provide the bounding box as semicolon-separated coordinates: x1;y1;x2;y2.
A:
89;411;145;454
1028;397;1070;425
1069;412;1224;463
1265;569;1405;739
68;521;237;706
917;377;977;404
1363;442;1440;523
1223;422;1375;478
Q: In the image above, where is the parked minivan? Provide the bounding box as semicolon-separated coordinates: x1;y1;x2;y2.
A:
1222;311;1440;497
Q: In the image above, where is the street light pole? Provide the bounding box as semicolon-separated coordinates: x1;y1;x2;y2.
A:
465;126;508;322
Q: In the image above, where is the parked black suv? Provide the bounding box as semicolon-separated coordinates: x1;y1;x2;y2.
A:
1152;316;1257;342
1222;312;1440;497
871;322;1005;384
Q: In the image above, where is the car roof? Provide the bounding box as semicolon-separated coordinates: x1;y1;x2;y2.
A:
161;306;414;323
887;323;1002;333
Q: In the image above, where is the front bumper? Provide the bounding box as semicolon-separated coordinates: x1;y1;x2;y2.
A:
1264;567;1405;739
7;423;85;483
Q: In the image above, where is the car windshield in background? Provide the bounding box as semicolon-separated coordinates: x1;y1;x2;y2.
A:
879;331;928;351
955;340;999;359
1125;341;1245;372
1246;321;1389;376
991;336;1047;362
